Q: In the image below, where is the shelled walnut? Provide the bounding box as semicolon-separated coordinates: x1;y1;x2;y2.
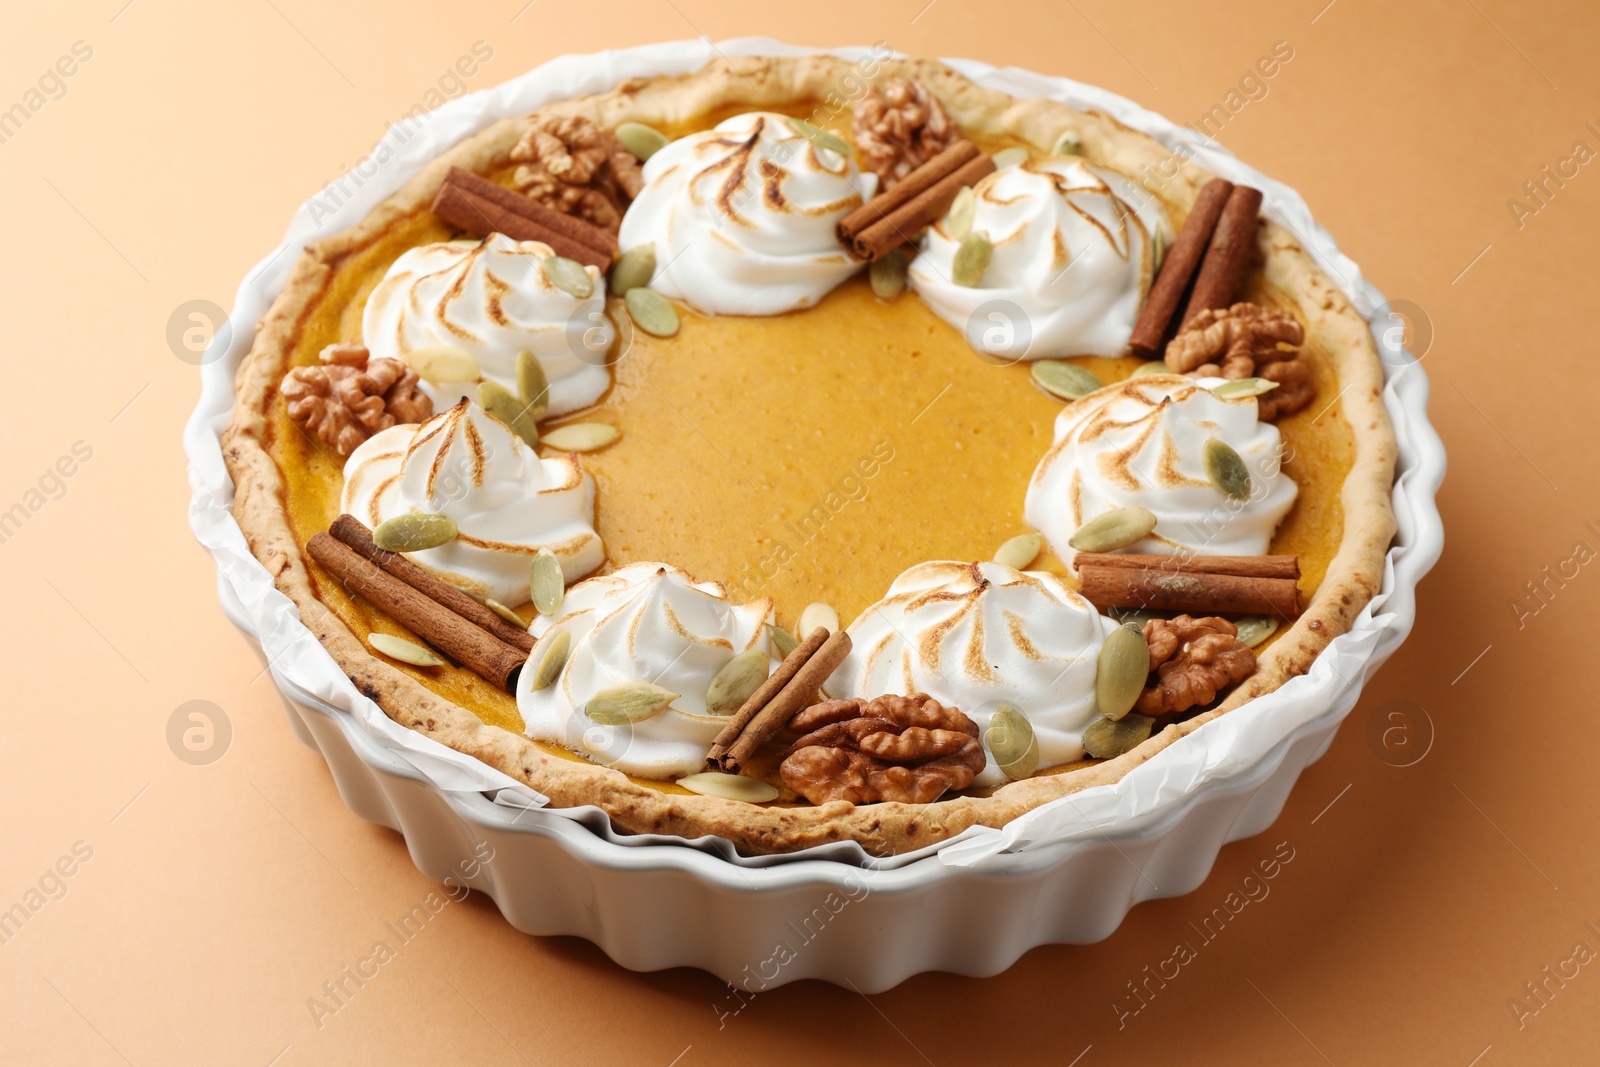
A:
508;115;644;233
280;344;431;455
780;693;985;805
1135;615;1257;716
1165;303;1313;420
852;77;959;187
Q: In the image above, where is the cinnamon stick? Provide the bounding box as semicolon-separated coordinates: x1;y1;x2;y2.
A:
1078;559;1301;618
706;628;827;769
840;145;996;262
329;514;535;653
432;175;613;270
1179;183;1263;327
307;532;526;692
838;140;980;241
441;167;617;256
1074;552;1299;581
1128;177;1233;356
707;628;852;774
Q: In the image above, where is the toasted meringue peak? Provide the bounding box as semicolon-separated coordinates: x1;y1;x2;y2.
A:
1025;375;1298;562
516;562;774;778
361;233;613;418
909;156;1172;359
616;112;876;316
837;560;1117;784
341;400;603;606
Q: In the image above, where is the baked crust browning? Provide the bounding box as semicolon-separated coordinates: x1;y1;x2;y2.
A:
222;54;1398;856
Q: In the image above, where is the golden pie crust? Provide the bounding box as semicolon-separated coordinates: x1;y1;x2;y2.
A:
222;55;1397;857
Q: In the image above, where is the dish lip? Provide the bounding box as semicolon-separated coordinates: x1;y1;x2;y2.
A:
187;38;1446;886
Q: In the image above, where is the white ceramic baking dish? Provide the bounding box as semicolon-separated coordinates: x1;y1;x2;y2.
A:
186;39;1445;991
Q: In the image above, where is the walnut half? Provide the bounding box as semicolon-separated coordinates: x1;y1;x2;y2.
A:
1135;615;1257;716
852;77;960;188
1164;303;1313;420
780;694;985;805
280;344;432;456
509;115;644;233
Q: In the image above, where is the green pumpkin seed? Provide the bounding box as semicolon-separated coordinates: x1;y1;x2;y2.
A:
951;230;992;288
615;121;669;162
1211;377;1282;400
991;146;1029;169
477;381;539;448
529;548;564;617
1096;624;1150;721
677;771;780;803
869;248;909;300
624;287;680;338
529;629;572;692
1032;359;1103;400
1204;437;1252;500
993;532;1042;570
1132;360;1175;377
609;243;656;295
372;512;458;552
484;598;526;628
987;704;1040;780
1232;616;1279;648
1150;227;1167;274
368;632;445;667
1082;714;1155;759
515;351;550;420
787;117;853;156
944;186;976;240
797;601;839;636
766;623;799;659
542;255;594;299
1052;130;1083;156
583;682;679;725
705;649;770;716
540;422;620;452
1068;506;1158;554
404;345;481;384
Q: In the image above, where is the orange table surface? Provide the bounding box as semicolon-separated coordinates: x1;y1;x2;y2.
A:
2;1;1596;1064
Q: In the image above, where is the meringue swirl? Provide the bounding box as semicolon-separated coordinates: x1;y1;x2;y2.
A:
361;233;613;418
341;400;604;606
1024;375;1298;562
615;112;875;316
516;563;774;778
909;157;1171;359
837;561;1116;785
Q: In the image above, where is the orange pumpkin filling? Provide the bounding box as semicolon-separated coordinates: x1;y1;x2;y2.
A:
265;112;1353;794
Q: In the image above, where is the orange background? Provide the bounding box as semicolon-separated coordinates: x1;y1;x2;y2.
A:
2;1;1596;1064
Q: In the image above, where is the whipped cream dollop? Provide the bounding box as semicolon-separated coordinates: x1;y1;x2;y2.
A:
837;561;1116;785
909;157;1171;359
516;563;774;779
1025;375;1298;561
615;112;875;316
361;233;613;418
341;400;604;606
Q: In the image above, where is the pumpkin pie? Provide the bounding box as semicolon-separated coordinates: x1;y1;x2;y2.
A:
222;54;1396;856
